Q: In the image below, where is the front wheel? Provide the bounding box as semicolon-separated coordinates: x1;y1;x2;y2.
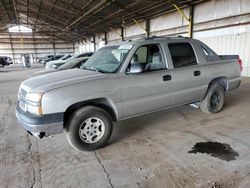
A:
200;84;225;114
65;106;113;151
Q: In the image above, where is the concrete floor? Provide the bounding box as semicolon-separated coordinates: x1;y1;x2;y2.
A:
1;64;250;188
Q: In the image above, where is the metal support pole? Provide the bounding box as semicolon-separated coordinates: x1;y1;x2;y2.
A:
104;32;108;45
133;19;148;37
189;5;194;39
93;35;96;51
146;19;150;37
110;27;123;40
173;3;193;38
33;33;37;63
52;40;56;55
8;33;15;64
121;27;124;41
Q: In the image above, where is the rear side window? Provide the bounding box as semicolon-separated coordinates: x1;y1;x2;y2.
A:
201;44;217;56
168;43;197;68
200;43;220;62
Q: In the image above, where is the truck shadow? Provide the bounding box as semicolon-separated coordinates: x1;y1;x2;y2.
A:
224;81;250;108
110;106;192;145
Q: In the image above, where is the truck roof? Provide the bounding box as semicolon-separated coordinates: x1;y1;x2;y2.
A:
111;36;196;46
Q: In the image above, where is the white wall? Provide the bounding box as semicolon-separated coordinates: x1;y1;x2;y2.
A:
193;0;250;76
0;33;74;64
197;28;250;77
125;21;145;39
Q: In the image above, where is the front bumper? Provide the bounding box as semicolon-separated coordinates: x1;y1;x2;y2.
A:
16;104;64;138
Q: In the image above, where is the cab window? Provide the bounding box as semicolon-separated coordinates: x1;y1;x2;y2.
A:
168;43;197;68
127;44;166;73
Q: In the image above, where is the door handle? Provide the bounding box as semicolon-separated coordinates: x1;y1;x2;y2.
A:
163;75;172;81
194;70;201;76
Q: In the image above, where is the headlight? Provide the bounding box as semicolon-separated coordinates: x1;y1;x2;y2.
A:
25;92;43;115
26;104;43;115
26;93;43;103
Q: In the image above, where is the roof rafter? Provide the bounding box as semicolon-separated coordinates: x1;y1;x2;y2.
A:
0;0;207;42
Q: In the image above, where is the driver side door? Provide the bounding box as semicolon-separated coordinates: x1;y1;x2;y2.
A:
119;44;174;119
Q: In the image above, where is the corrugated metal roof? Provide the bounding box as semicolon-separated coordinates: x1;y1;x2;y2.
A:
0;0;207;41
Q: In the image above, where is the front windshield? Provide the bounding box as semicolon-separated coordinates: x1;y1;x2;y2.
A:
62;55;71;60
81;45;132;73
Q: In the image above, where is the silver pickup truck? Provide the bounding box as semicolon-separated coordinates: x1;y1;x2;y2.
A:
16;37;242;151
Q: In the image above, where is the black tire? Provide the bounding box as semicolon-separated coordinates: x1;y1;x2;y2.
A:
200;84;225;114
65;106;113;151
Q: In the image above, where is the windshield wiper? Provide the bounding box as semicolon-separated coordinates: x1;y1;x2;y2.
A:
81;66;97;72
81;66;107;74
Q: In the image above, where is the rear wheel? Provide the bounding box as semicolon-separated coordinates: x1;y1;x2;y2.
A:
65;106;113;151
200;84;225;114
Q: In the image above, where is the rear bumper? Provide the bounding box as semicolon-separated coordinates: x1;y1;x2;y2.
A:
227;77;241;91
16;104;64;138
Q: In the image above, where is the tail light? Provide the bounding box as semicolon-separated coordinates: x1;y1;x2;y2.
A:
238;59;243;72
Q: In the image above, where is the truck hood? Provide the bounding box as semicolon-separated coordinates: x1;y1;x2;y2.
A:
21;69;108;93
33;69;58;77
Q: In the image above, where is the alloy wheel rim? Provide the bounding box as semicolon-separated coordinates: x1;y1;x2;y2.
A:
79;117;105;144
210;91;222;112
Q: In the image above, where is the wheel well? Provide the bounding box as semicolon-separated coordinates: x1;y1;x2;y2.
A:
63;98;118;128
201;77;227;100
209;77;227;91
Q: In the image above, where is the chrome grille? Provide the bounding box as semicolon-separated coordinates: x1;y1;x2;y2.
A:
19;88;27;99
18;88;27;111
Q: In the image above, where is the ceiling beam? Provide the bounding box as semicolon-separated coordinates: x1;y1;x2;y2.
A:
26;0;29;26
91;1;179;31
18;15;81;40
66;0;109;29
0;0;14;23
41;0;57;31
34;0;43;30
40;0;78;15
12;0;19;24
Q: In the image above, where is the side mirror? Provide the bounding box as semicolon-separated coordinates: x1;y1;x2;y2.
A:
127;63;145;74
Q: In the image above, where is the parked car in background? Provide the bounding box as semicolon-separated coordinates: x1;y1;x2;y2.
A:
4;56;13;65
0;56;8;67
45;53;93;70
42;55;64;67
16;37;242;151
45;55;72;69
38;55;54;64
33;57;89;76
73;52;94;58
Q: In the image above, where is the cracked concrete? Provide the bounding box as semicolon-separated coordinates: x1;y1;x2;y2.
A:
26;134;36;188
26;135;40;188
94;151;114;188
0;64;250;188
30;165;36;188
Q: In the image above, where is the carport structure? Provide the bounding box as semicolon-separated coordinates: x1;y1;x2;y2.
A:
1;0;250;77
0;0;204;42
1;1;250;188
